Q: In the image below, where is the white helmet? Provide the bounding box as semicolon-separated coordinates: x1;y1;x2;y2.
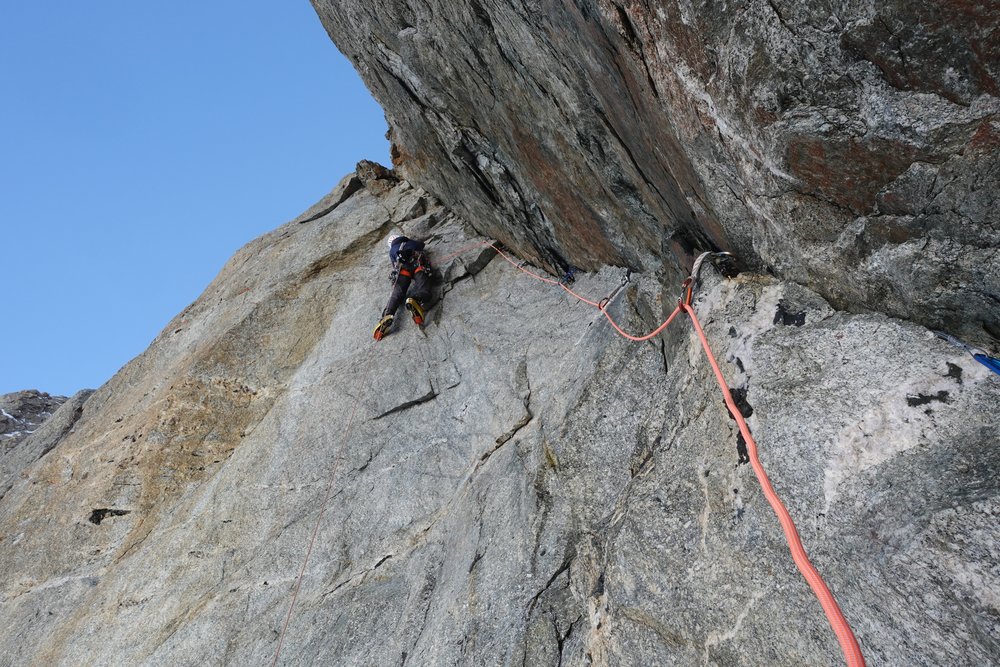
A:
387;234;401;248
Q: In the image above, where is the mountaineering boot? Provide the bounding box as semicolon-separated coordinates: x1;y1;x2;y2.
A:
373;314;394;341
405;298;425;326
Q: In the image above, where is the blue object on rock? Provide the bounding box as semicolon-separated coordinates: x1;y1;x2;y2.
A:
933;330;1000;378
974;354;1000;377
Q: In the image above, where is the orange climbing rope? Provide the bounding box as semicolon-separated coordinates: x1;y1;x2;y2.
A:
438;239;866;666
439;240;686;341
683;301;865;667
272;349;370;667
275;239;865;666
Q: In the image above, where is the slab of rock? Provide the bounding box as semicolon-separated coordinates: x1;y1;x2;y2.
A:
0;177;996;665
0;390;91;502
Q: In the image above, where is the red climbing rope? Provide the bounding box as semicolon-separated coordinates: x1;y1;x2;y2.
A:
434;239;866;666
272;351;369;667
440;240;689;340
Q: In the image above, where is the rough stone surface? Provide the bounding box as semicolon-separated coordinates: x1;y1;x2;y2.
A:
0;390;90;502
0;391;67;441
290;172;364;225
310;0;1000;347
1;179;997;665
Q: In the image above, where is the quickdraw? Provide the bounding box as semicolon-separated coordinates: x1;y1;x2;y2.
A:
598;269;632;311
933;330;1000;377
682;251;733;305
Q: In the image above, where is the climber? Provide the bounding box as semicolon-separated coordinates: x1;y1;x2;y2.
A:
373;234;433;340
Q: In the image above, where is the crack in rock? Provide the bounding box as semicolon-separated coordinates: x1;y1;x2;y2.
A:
88;508;131;526
374;385;439;420
527;553;574;614
322;553;396;600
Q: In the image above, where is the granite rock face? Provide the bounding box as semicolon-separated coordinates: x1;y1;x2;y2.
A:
0;391;67;446
1;390;91;502
2;391;70;493
1;178;997;666
3;1;1000;663
310;0;1000;347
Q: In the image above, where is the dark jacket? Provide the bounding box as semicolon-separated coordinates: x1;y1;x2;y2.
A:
389;236;425;265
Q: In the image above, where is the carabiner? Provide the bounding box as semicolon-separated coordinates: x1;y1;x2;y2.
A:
679;277;694;306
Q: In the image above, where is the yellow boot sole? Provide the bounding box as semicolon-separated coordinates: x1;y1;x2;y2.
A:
405;299;425;326
373;314;394;340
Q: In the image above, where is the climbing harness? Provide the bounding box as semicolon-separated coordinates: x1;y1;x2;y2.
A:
933;330;1000;377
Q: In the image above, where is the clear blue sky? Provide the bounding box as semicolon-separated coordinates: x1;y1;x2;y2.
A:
1;2;390;396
